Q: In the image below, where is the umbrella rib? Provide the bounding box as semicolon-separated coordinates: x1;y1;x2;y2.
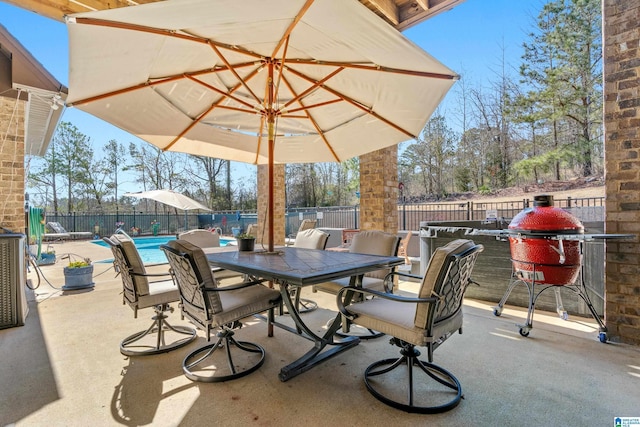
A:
286;59;458;80
164;66;266;151
280;74;341;162
164;103;218;151
185;75;258;112
72;17;264;61
73;17;213;44
271;0;315;58
286;67;418;139
281;67;345;110
67;75;183;107
67;64;256;107
208;42;263;106
284;99;343;115
273;36;289;107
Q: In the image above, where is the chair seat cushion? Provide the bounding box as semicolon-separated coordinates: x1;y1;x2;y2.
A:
347;298;463;347
211;267;242;280
314;276;385;294
212;285;281;326
137;279;179;309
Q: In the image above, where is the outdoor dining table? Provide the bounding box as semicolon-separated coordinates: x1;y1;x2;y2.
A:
205;246;404;381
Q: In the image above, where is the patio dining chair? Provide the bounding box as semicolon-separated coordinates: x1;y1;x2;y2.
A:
336;239;483;413
103;234;197;356
245;223;258;237
286;228;330;315
340;228;360;248
286;218;317;245
313;230;400;339
161;239;282;382
178;229;242;282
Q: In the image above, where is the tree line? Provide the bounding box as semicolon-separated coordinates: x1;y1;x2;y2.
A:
27;0;602;213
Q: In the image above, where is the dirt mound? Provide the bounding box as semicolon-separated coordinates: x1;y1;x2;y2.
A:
437;176;605;204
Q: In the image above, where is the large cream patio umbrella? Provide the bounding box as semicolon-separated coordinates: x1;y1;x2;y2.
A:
65;0;458;252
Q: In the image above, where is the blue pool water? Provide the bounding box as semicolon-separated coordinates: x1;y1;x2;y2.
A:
93;235;234;265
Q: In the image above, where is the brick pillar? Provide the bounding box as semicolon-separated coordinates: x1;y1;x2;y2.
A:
0;96;26;234
359;146;398;233
603;0;640;345
257;163;285;247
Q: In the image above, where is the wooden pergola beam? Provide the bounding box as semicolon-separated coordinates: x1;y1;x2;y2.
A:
397;0;465;31
3;0;465;31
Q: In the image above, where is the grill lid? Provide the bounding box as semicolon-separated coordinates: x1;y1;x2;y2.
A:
508;194;584;236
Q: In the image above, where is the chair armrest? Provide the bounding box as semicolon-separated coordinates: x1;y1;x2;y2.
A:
383;270;423;292
336;285;437;320
385;270;423;281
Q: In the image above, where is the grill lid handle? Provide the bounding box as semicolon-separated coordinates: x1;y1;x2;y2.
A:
533;194;554;207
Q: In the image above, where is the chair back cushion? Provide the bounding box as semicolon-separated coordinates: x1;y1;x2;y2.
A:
414;239;475;328
349;230;400;279
168;239;222;315
111;233;150;296
294;229;329;249
297;219;317;233
178;229;220;249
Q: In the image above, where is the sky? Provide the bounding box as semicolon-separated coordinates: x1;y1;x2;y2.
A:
0;0;540;194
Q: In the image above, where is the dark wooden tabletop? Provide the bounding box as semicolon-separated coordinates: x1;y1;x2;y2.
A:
206;247;403;286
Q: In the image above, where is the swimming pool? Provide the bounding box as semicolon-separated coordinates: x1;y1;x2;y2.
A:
93;235;234;265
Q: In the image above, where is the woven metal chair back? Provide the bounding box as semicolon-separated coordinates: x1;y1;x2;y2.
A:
415;239;483;329
103;235;145;306
162;242;211;328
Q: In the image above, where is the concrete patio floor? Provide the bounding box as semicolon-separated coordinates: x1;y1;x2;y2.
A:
1;239;639;426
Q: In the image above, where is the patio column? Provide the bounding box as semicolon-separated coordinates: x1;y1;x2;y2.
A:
359;146;398;234
0;96;26;233
603;0;640;345
257;163;285;246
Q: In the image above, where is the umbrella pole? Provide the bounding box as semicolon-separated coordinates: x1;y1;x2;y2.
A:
268;63;275;253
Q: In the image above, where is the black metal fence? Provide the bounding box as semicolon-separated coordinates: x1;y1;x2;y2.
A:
41;196;604;238
397;196;605;231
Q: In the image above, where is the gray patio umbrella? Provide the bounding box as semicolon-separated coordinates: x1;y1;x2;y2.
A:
124;189;211;230
65;0;458;252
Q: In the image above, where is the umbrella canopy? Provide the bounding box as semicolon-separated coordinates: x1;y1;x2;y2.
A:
124;189;211;211
66;0;458;251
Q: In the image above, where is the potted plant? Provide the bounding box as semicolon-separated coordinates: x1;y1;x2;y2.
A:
236;233;255;251
37;246;57;266
62;257;95;290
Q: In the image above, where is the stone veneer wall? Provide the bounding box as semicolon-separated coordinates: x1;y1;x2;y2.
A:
359;146;398;234
603;0;640;344
0;96;26;234
257;163;285;246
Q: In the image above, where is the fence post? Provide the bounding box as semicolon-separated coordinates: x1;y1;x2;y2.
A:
402;198;406;230
354;205;358;229
468;201;472;221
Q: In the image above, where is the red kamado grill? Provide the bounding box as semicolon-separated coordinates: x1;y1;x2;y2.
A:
508;194;584;285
